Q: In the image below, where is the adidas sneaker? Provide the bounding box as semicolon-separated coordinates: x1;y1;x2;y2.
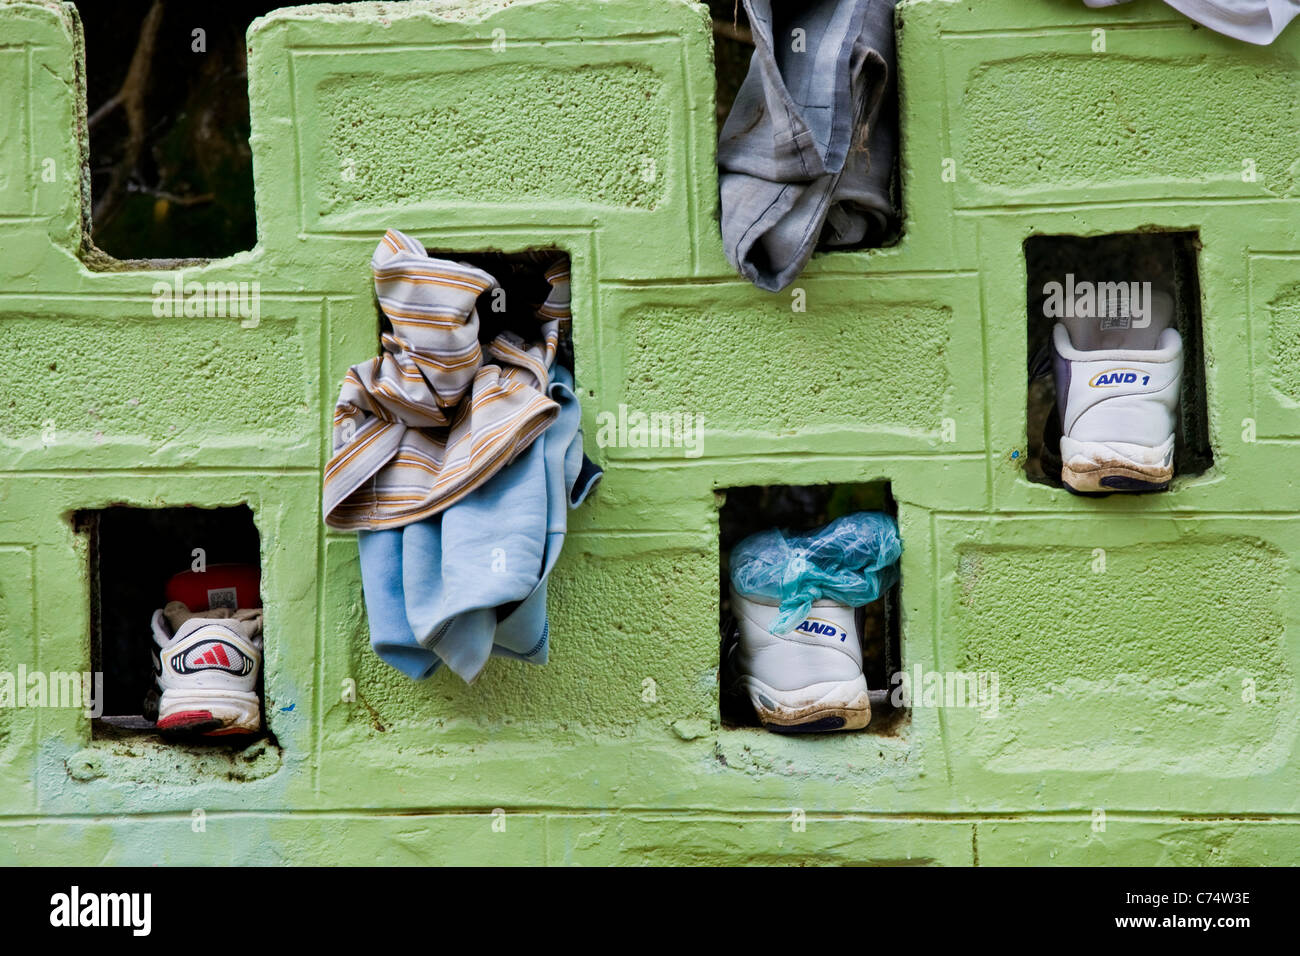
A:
146;601;263;736
724;588;870;732
1051;297;1184;494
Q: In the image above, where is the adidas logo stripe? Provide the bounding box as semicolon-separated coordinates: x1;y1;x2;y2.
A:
172;639;255;676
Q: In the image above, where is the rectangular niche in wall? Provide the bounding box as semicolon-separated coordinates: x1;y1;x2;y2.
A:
717;481;903;733
1024;231;1214;491
75;505;262;738
706;1;903;255
75;0;287;260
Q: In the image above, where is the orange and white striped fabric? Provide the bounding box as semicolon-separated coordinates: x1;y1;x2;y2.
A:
323;229;568;530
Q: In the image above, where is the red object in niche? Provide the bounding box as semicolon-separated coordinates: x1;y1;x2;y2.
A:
165;563;262;612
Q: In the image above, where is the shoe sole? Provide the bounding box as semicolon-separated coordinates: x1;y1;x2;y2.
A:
1060;436;1173;495
156;690;261;736
734;675;871;733
1062;460;1172;495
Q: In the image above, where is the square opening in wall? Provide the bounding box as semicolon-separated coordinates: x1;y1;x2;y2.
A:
717;482;903;734
1024;231;1213;493
708;1;903;261
75;506;264;741
74;0;287;261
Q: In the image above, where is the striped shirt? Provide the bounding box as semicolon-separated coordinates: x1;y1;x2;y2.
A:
323;229;568;530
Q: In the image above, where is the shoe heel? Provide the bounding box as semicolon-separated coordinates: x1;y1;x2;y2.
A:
156;690;261;735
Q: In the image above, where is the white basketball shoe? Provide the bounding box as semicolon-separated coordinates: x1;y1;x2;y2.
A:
1051;322;1184;494
724;589;870;732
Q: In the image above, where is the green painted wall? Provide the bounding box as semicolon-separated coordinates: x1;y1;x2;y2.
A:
0;0;1298;865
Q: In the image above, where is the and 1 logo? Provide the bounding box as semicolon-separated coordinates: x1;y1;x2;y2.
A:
795;617;848;642
1088;368;1150;388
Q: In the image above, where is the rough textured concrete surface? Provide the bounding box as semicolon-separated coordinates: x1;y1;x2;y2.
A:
961;55;1300;195
318;66;670;210
1;0;1299;865
622;302;954;433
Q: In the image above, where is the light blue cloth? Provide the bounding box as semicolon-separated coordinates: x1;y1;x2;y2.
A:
356;365;602;682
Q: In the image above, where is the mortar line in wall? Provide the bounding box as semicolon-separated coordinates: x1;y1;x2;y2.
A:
0;293;336;302
602;270;980;288
937;21;1190;39
934;10;955;244
318;530;691;542
25;44;35;217
305;225;599;241
678;40;701;277
287;51;305;237
976;228;995;514
929;510;1300;520
565;528;710;537
585;233;603;413
1245;248;1257;415
928;509;954;788
28;537;42;748
6;808;1298;824
605;453;988;470
282;34;683;55
313;297;330;795
0;467;321;477
955;197;1295;215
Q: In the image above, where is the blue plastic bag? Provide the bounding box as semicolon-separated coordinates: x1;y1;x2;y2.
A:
729;512;902;635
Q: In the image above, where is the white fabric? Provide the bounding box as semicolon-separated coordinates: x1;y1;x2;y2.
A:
1165;0;1300;43
1082;0;1300;44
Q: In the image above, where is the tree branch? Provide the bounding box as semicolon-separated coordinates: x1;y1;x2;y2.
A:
90;0;165;230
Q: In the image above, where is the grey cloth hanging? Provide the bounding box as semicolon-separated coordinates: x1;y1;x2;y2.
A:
718;0;899;292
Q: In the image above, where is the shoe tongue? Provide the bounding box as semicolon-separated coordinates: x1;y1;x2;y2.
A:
1059;281;1173;352
1054;322;1079;352
165;602;263;644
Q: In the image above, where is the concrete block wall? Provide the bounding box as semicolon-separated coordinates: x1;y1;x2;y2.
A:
0;0;1297;865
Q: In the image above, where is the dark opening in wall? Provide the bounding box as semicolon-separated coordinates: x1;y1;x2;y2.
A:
1024;231;1214;491
422;249;575;371
708;0;756;128
707;0;903;253
717;482;903;733
75;505;262;739
73;0;283;260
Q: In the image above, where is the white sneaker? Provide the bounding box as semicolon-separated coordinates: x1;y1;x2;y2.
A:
147;604;263;736
1051;322;1183;494
725;589;870;732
